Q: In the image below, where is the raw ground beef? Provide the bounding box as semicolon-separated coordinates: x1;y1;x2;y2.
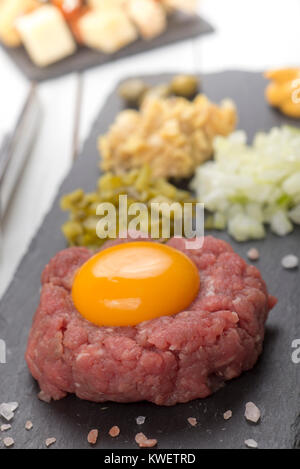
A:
26;236;277;406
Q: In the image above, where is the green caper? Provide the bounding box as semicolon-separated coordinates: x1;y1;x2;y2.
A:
170;75;199;99
118;79;149;106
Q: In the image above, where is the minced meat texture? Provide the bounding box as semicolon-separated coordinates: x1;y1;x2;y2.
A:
26;236;276;406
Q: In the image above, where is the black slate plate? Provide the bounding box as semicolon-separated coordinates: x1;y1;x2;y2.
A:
1;13;213;82
0;71;299;449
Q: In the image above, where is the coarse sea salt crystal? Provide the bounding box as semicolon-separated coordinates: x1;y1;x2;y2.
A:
135;432;157;448
87;429;98;445
281;254;299;270
223;410;232;420
109;426;120;437
245;402;261;423
45;437;56;448
1;424;12;432
187;417;197;427
3;437;14;447
136;416;146;425
25;421;33;431
0;402;19;421
247;248;260;261
245;439;258;448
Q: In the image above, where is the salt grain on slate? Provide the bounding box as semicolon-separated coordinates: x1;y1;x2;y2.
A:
87;429;98;445
1;424;12;432
3;437;14;448
247;248;260;261
281;255;299;270
25;421;33;431
223;410;233;420
136;416;146;425
109;426;120;438
7;402;18;412
245;439;258;449
187;417;197;427
135;432;157;448
245;402;261;423
45;437;56;447
0;402;19;421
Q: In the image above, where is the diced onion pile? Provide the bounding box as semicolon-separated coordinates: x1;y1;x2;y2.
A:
192;126;300;241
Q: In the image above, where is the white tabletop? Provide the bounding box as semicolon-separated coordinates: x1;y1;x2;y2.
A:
0;0;299;298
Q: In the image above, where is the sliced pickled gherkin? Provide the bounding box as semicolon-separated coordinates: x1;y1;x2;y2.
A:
60;165;195;249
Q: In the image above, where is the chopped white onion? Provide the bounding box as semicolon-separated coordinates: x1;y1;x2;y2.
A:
192;126;300;241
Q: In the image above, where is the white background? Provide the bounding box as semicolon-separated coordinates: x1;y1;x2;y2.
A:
0;0;299;297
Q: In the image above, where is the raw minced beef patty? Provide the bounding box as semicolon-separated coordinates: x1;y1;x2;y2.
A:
26;236;277;406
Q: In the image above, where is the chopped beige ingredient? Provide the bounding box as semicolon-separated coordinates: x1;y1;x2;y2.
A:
25;421;33;431
223;410;233;421
187;417;197;427
87;429;99;445
135;432;157;448
1;424;12;432
245;402;261;423
247;248;260;261
109;426;120;438
3;437;15;448
245;439;258;449
45;437;56;448
99;94;237;179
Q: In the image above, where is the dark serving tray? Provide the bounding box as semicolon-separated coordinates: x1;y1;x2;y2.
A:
0;71;299;449
1;13;213;82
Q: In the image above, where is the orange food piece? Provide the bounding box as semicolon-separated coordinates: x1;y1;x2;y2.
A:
68;7;90;43
72;242;200;327
51;0;84;21
51;0;89;43
264;68;300;118
265;68;300;83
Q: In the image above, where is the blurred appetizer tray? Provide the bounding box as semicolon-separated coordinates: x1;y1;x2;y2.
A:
1;13;213;82
0;71;299;449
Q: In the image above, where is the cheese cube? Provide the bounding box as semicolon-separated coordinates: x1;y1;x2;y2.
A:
16;5;76;67
126;0;166;39
0;0;39;47
78;8;137;54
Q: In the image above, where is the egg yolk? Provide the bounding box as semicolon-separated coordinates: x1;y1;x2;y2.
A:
72;242;200;327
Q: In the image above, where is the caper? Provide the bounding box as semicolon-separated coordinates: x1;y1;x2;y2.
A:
118;79;149;106
170;75;199;99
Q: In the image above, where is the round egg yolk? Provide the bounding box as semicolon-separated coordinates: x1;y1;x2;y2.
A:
72;242;200;327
